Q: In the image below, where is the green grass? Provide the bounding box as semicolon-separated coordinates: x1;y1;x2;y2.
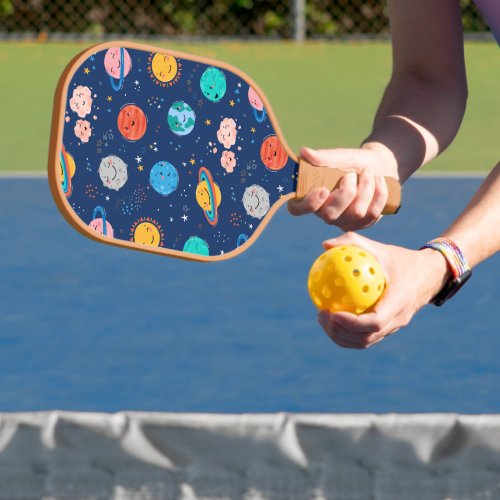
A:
0;40;497;172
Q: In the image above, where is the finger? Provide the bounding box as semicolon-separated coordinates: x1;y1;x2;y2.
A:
329;311;385;335
344;165;376;220
328;315;391;349
328;167;377;231
316;172;357;224
300;146;371;170
365;176;389;220
288;187;330;216
322;231;368;250
319;311;372;349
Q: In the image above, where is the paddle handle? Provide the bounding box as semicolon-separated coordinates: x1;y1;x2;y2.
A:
295;157;401;215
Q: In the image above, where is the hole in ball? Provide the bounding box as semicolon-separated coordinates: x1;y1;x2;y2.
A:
362;285;369;293
352;269;360;277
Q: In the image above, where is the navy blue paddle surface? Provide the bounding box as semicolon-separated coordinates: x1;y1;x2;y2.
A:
49;42;401;261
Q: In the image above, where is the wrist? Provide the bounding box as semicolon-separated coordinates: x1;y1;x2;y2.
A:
360;141;399;178
418;248;453;303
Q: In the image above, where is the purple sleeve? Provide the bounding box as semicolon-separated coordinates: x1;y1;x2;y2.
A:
473;0;500;45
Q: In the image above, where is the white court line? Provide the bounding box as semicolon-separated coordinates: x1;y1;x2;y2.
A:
0;170;489;179
414;170;487;178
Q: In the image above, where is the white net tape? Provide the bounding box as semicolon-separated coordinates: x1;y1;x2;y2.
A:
1;412;500;499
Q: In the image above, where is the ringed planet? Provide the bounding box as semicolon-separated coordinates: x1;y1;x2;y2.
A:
59;145;75;198
89;206;114;237
196;167;221;226
104;47;132;91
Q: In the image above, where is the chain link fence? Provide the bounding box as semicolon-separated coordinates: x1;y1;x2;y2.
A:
0;0;491;40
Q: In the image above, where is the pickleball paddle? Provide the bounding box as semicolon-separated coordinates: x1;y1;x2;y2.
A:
48;41;401;262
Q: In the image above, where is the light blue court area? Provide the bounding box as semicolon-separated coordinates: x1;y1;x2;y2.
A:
0;176;499;413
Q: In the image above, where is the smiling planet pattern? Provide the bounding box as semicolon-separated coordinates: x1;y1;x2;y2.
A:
58;44;298;258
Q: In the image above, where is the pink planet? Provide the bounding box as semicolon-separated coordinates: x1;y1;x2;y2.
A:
104;48;132;79
248;87;264;111
89;218;114;238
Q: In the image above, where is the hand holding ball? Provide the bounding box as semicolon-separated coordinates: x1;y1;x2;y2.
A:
308;245;385;314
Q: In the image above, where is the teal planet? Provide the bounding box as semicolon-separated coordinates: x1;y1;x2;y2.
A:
200;67;226;103
183;236;209;256
149;161;179;196
167;101;196;136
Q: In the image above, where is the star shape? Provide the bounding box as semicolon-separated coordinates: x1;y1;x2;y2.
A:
107;96;112;102
135;156;142;163
83;67;90;74
205;119;211;125
251;127;256;133
138;165;144;171
229;100;235;107
182;214;188;222
277;185;284;192
189;158;196;165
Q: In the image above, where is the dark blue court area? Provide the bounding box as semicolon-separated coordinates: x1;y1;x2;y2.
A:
0;176;499;413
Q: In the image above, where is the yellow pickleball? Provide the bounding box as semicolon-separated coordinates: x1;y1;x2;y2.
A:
308;245;385;315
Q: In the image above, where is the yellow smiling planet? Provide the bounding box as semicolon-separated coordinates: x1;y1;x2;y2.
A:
132;221;162;247
196;179;221;212
151;53;178;83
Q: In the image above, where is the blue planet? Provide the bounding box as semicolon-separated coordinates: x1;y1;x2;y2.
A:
167;101;196;136
149;161;179;196
183;236;209;256
200;67;226;103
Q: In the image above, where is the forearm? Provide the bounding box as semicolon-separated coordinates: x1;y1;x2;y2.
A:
441;162;500;267
363;73;467;181
361;0;467;182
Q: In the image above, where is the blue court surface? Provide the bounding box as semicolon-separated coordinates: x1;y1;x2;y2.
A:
0;176;499;413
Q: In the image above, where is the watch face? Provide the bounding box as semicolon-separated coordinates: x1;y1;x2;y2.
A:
432;269;472;306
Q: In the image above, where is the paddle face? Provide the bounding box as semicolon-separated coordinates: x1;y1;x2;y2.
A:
49;42;298;262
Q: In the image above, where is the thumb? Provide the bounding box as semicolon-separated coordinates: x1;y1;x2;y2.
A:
300;146;368;171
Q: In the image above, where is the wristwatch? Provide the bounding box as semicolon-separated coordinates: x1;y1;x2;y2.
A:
421;238;472;306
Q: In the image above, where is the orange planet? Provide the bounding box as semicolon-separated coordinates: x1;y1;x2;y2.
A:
260;135;288;171
117;104;147;141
